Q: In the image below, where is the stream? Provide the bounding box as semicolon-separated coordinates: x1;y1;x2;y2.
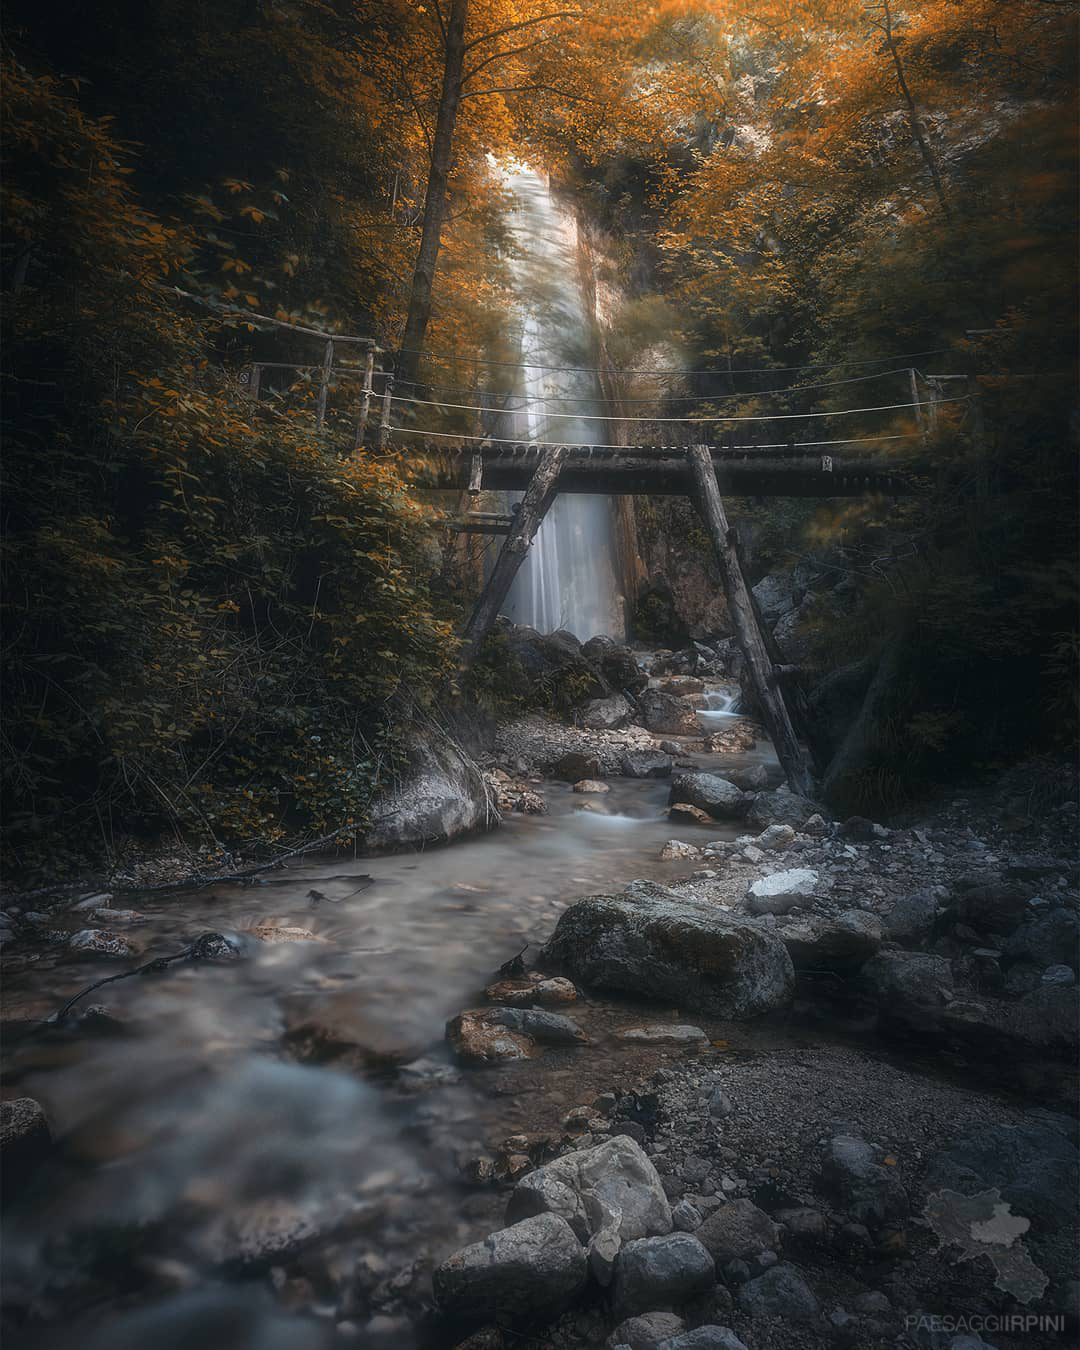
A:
1;727;789;1348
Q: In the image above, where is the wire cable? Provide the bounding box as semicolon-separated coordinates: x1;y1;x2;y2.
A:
384;427;918;451
387;393;966;424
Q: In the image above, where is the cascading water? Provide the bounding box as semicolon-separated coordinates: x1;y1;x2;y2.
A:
499;167;625;640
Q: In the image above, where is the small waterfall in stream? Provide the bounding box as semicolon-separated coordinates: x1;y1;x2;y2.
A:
500;168;625;640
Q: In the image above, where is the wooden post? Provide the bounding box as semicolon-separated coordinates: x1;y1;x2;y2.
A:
687;444;816;796
461;445;567;661
378;374;394;450
316;338;334;429
354;343;376;452
243;363;262;402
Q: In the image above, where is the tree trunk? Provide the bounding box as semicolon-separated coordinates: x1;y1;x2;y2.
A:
461;446;566;661
687;445;816;796
881;0;951;221
397;0;469;390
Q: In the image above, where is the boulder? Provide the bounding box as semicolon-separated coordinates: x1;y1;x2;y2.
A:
695;1200;779;1266
622;750;674;779
821;1133;907;1225
669;774;749;821
737;1263;819;1322
745;789;820;832
506;1134;672;1244
779;911;882;972
281;991;424;1071
609;1312;686;1350
880;889;939;945
612;1234;715;1320
721;764;770;793
745;869;822;916
924;1122;1079;1230
773;598;816;669
206;1200;323;1272
751;575;796;628
68;928;139;958
574;780;611;794
0;1097;51;1187
365;732;496;851
774;1207;829;1251
600;646;650;696
433;1213;587;1322
1003;908;1079;971
859;951;954;1019
702;722;757;755
657;1331;748;1350
497;623;607;706
807;658;876;759
580;695;633;731
541;884;795;1018
638;690;701;737
551;751;602;782
953;880;1032;934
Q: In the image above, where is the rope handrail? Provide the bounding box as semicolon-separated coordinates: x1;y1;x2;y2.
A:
387;393;968;424
385;427;918;450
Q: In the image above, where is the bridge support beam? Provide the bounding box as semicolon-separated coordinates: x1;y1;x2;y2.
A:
461;445;567;664
688;445;817;798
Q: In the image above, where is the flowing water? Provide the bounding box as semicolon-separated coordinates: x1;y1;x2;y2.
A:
499;168;625;640
1;726;781;1347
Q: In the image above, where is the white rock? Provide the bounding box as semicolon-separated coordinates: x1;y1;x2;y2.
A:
746;869;822;915
661;840;701;861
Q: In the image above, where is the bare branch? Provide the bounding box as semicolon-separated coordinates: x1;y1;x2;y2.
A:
464;10;583;52
462;35;562;85
460;83;595;103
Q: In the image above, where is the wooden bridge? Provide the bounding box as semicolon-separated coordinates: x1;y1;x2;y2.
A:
170;291;961;799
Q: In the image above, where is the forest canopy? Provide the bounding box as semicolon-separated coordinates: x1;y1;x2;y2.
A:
2;0;1076;873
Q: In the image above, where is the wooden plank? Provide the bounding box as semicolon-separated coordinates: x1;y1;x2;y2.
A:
354;343;375;452
687;445;816;797
461;446;567;661
315;338;334;429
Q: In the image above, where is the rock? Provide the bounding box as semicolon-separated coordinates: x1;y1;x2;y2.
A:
1003;908;1079;970
779;911;882;973
91;907;144;923
0;1097;51;1186
879;889;939;945
859;951;954;1018
551;751;602;782
574;779;611;794
751;575;796;628
745;869;822;915
433;1213;587;1322
660;840;701;862
609;1312;686;1350
365;729;496;851
485;976;578;1008
281;991;423;1071
506;1135;672;1244
616;1025;707;1045
541;884;795;1018
821;1134;906;1225
581;695;633;731
623;750;675;779
702;723;757;755
498;623;607;703
774;1207;828;1250
741;845;765;865
588;1218;622;1285
582;638;649;696
672;1200;703;1232
639;690;701;737
669;803;712;826
774;599;815;669
722;764;770;793
206;1200;323;1272
446;1011;533;1064
756;825;796;851
852;1291;890;1314
695;1200;780;1265
249;924;321;944
802;813;829;836
669;774;749;821
68;928;138;957
807;658;877;758
737;1263;819;1322
953;881;1032;934
613;1234;716;1320
657;1330;748;1350
708;1089;734;1119
745;789;820;832
1042;964;1076;984
924;1122;1079;1229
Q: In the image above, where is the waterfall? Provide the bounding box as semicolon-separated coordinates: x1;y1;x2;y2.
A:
499;168;625;641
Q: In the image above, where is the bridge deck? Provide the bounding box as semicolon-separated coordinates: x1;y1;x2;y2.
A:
407;440;919;497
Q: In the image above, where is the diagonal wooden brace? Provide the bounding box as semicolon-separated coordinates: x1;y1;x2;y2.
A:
687;445;816;797
461;445;567;662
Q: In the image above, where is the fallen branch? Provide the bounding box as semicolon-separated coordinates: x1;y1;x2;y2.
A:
45;932;239;1026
